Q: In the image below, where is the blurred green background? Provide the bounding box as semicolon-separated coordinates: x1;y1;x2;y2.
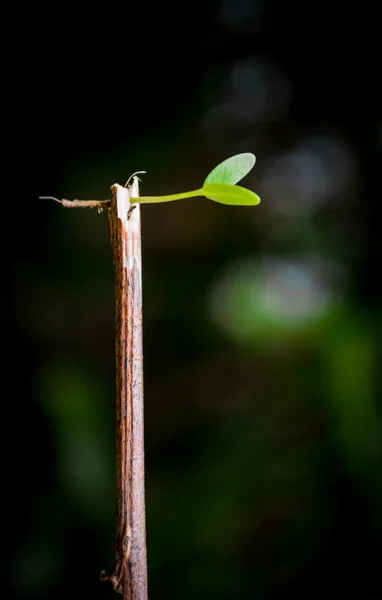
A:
7;1;381;598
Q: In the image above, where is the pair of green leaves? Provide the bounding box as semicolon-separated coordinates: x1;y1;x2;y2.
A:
203;152;260;205
133;153;261;206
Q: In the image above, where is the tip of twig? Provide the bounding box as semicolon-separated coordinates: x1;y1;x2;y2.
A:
39;195;62;204
99;570;109;583
39;196;111;211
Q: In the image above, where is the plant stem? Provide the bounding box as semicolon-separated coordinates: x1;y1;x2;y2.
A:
100;180;148;599
131;188;204;203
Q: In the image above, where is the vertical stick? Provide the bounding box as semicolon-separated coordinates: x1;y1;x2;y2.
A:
101;180;148;599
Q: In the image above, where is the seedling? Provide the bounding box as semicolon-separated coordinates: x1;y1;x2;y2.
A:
40;153;260;600
133;152;260;205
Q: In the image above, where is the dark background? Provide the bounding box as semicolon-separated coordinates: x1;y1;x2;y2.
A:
5;1;381;598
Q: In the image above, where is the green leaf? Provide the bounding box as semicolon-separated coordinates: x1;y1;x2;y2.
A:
204;153;256;186
203;183;261;206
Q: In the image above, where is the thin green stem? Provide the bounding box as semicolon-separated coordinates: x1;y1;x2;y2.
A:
130;188;204;204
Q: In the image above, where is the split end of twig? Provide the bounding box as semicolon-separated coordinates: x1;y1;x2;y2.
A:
39;196;111;212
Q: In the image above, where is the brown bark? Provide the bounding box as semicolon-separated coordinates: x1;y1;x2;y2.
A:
100;182;148;599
